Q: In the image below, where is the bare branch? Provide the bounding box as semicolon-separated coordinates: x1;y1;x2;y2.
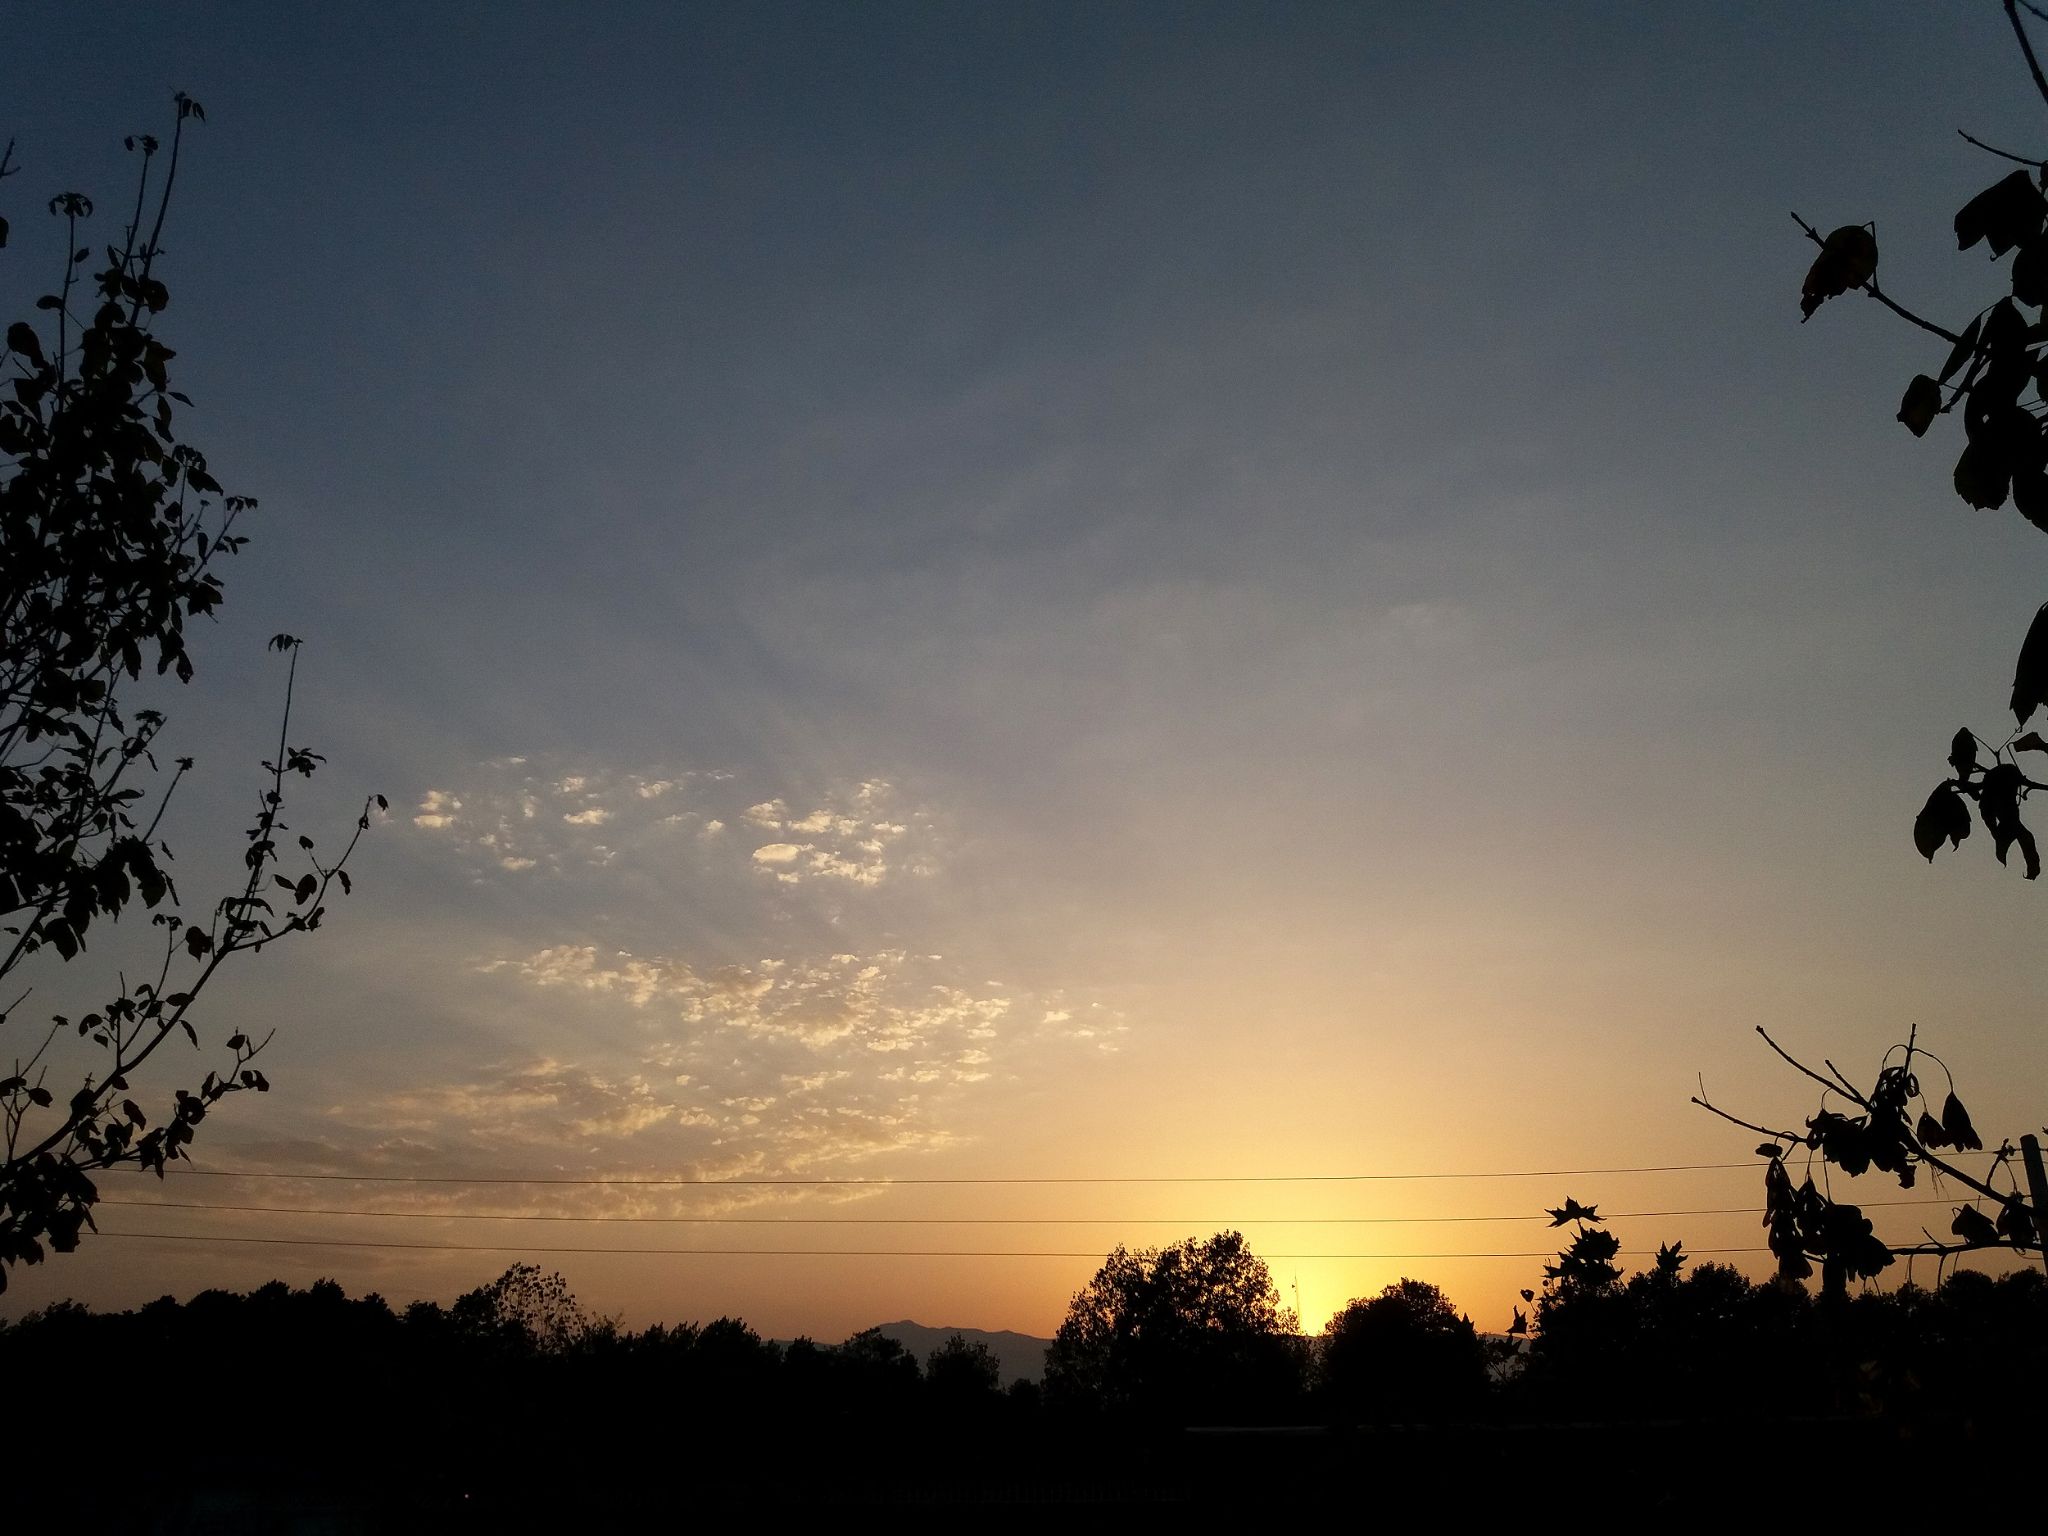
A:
1958;127;2047;166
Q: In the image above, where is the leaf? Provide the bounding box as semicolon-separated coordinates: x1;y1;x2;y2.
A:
2016;465;2048;534
1545;1198;1602;1227
2019;732;2048;752
184;927;212;959
1957;170;2046;257
1951;1205;2000;1245
2012;600;2048;724
1912;783;1972;859
1942;1091;1984;1152
1940;315;1984;383
1755;1142;1785;1159
1976;761;2038;874
5;321;44;369
1948;727;1980;777
1897;374;1942;436
2017;237;2048;306
1915;1110;1949;1149
1955;439;2013;510
1801;225;1879;320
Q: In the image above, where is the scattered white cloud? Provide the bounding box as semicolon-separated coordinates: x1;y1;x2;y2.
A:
402;760;934;895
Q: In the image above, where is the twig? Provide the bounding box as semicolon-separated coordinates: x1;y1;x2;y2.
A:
1958;127;2046;166
2010;0;2048;112
1691;1091;1802;1145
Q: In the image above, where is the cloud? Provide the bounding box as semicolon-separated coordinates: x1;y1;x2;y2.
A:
413;788;461;829
399;759;935;895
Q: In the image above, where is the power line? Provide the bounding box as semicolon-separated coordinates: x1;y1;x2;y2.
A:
96;1230;1781;1260
93;1196;1972;1225
114;1161;1781;1187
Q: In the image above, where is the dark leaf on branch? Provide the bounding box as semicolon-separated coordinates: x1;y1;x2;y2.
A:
2015;601;2048;723
1996;1199;2037;1246
5;321;44;368
1898;374;1942;436
184;927;211;959
1802;224;1879;319
1978;762;2042;875
2018;466;2048;535
1957;169;2046;256
1913;784;1972;860
1756;1142;1786;1159
1956;439;2013;509
1916;1110;1949;1148
1952;1205;2000;1245
2018;236;2048;305
1949;727;1980;776
1545;1198;1602;1227
1942;1091;1984;1151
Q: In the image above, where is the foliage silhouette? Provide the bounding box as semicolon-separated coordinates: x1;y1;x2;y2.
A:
926;1330;1003;1400
1799;1;2048;877
1695;1026;2044;1295
1043;1229;1306;1422
0;99;376;1291
8;1256;2048;1513
1316;1277;1485;1423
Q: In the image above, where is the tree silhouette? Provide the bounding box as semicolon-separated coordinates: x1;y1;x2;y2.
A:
1043;1230;1304;1422
1318;1277;1485;1423
926;1331;1002;1399
1799;0;2048;877
0;97;376;1291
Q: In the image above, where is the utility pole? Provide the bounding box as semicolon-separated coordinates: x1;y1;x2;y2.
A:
2022;1134;2048;1278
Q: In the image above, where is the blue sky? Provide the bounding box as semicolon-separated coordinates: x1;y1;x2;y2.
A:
6;2;2048;1336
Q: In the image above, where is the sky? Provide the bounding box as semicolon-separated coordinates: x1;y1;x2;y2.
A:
7;1;2048;1341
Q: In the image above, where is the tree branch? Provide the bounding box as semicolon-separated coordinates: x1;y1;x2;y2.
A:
1790;212;1964;344
2009;0;2048;112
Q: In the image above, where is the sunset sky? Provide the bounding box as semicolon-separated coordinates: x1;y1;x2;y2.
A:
7;2;2048;1342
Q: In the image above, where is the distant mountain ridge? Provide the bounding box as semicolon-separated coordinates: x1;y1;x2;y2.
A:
868;1320;1051;1384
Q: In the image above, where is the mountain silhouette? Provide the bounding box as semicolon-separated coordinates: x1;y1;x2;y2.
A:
868;1320;1050;1384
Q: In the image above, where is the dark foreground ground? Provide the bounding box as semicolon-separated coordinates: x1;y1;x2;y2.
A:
41;1414;2038;1529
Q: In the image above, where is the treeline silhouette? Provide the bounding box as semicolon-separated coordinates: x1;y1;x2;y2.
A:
6;1229;2047;1517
